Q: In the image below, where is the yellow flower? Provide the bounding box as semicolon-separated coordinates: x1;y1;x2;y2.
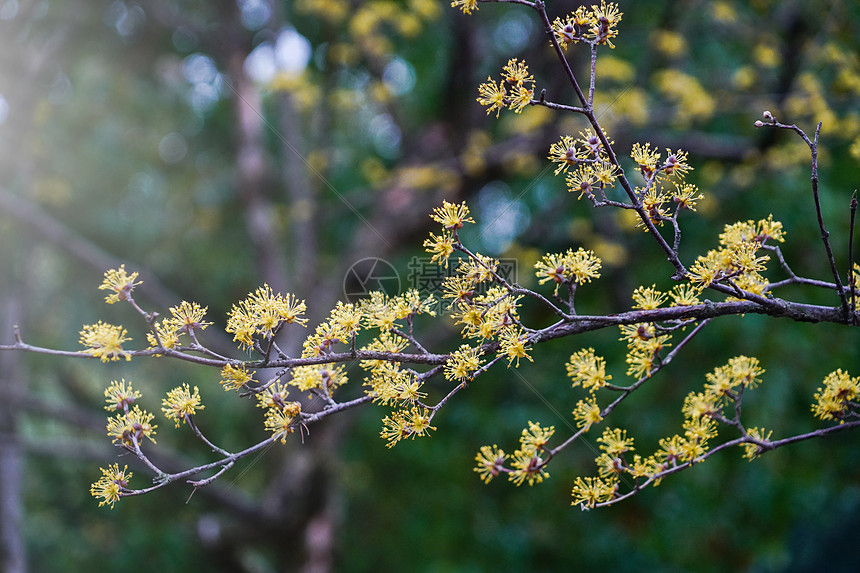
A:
572;398;603;431
662;148;692;179
550;13;582;49
520;421;555;450
330;301;364;337
161;384;204;428
508;84;533;114
570;476;616;508
360;291;400;332
656;434;689;466
812;369;860;422
684;416;718;445
98;265;141;304
705;356;764;397
682;391;719;420
146;319;180;351
567;348;612;391
669;283;701;307
597;427;634;456
534;248;602;292
548;135;578;175
566;165;597;199
168;301;212;334
631;284;666;310
90;464;132;509
79;321;132;362
444;344;484;382
501;59;533;87
226;285;307;349
588;1;623;48
672;184;703;211
477;78;506;118
380;406;436;448
508;448;549;486
103;379;141;412
474;445;507;483
422;233;455;265
220;363;256;392
741;427;773;460
106;405;157;447
631;142;660;179
499;327;532;367
730;241;769;273
264;402;302;443
430;200;475;230
450;0;477;15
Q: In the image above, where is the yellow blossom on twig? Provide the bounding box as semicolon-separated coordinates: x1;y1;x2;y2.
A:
474;445;507;484
79;321;132;362
161;383;204;428
98;265;141;304
103;379;141;412
90;463;132;509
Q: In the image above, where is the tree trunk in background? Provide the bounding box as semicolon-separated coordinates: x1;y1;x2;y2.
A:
0;294;26;573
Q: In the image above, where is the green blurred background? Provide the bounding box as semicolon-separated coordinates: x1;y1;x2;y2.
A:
1;0;860;571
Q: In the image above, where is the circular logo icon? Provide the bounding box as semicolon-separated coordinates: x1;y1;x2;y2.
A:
343;257;400;302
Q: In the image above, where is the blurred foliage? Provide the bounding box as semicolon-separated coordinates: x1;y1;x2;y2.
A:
1;0;860;571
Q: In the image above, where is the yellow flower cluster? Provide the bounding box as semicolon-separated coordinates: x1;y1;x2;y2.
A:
249;379;302;443
264;400;303;444
570;476;617;509
618;287;677;380
474;444;507;484
360;328;426;406
567;348;611;393
572;358;761;508
507;421;554;486
450;0;477;16
534;247;602;294
423;200;474;269
90;464;132;509
226;285;308;350
572;398;603;431
106;404;157;447
103;378;141;412
678;356;765;459
161;383;204;428
573;425;664;509
289;364;348;396
355;290;434;412
812;369;860;423
740;427;774;461
546;130;620;202
220;363;256;392
146;301;212;351
79;321;132;362
551;1;623;49
379;406;435;448
687;216;784;294
566;347;611;431
476;58;534;118
93;378;167;509
302;300;365;357
628;144;701;228
444;344;484;382
99;265;142;304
